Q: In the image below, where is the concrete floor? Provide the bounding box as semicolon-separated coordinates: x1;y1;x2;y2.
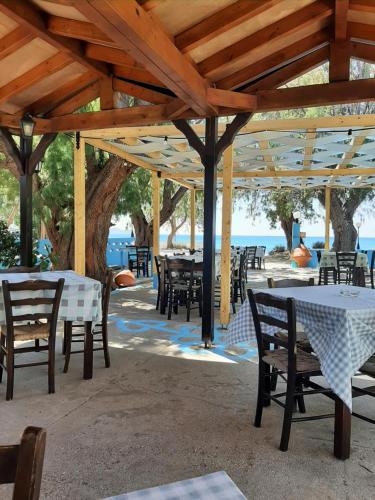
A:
1;261;375;500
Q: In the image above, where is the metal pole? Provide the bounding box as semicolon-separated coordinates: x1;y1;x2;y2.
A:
202;117;218;347
19;136;33;267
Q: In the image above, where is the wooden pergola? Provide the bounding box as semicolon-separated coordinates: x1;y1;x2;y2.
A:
1;0;375;345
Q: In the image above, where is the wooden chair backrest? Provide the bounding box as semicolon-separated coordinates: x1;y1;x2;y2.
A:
0;266;40;274
336;251;357;269
0;426;46;500
268;277;314;288
245;246;257;259
166;258;195;287
2;279;65;339
248;289;297;373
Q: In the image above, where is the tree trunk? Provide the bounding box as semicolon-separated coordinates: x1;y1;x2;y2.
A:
280;215;294;251
131;180;187;247
167;216;177;248
317;190;359;251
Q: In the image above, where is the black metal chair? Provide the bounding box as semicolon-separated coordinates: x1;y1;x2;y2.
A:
165;258;202;322
248;288;334;452
1;278;64;400
336;252;357;284
318;266;337;285
63;271;113;372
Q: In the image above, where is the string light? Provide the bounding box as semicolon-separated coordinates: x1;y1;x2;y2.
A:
164;136;168;145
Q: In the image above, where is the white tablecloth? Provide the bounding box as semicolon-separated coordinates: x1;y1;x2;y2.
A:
320;251;368;270
0;270;102;323
227;285;375;410
103;471;246;500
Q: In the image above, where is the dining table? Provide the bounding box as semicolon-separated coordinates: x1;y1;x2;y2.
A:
0;270;102;380
103;471;246;499
227;284;375;459
319;251;369;270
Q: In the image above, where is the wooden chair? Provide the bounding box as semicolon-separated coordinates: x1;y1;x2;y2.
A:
166;258;202;322
63;271;113;372
1;279;64;400
215;255;237;315
248;289;334;451
336;252;357;284
0;266;40;274
233;252;247;303
154;255;168;311
0;426;46;500
318;267;337;285
365;252;374;289
245;245;257;281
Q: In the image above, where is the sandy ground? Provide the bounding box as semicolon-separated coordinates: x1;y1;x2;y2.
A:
0;258;374;500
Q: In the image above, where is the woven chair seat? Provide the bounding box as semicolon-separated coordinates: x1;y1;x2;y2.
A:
263;348;321;374
360;354;375;377
274;330;313;353
1;322;49;341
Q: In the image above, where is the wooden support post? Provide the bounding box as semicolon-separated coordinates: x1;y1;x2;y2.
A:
190;188;196;250
74;133;86;275
325;186;331;251
152;171;160;275
220;145;233;327
202;117;218;346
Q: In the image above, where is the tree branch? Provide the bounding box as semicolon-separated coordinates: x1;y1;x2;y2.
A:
173;119;205;160
0;127;22;177
29;133;57;173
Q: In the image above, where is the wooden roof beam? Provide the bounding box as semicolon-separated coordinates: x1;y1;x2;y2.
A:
348;22;375;43
175;0;285;53
113;78;172;105
48;81;100;117
0;0;108;77
329;0;350;82
0;52;72;106
351;41;375;63
217;30;329;90
198;1;333;79
47;15;118;48
0;26;34;59
75;0;215;115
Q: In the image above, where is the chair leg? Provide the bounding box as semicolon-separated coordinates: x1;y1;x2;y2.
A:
280;375;296;452
35;339;40;352
48;338;55;394
167;287;173;320
186;292;191;322
254;361;266;427
6;341;14;401
264;362;271;407
296;379;306;413
198;288;202;317
156;285;160;310
0;334;5;383
63;322;73;373
62;322;67;354
102;324;111;368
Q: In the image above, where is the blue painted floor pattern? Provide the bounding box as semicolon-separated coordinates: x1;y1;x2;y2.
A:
112;317;258;363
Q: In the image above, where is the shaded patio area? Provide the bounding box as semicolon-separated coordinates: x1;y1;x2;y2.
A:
1;264;375;500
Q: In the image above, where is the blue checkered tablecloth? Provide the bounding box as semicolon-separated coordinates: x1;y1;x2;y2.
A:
320;251;368;270
0;270;102;323
103;471;246;500
227;285;375;411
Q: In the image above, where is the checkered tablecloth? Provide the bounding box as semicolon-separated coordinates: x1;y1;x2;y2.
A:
103;471;246;500
227;285;375;411
170;253;239;277
0;270;102;323
320;251;368;270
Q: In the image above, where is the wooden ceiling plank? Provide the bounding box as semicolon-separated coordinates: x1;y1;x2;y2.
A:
175;0;285;53
350;0;375;14
47;15;118;48
244;46;329;93
48;81;100;117
198;0;333;78
75;0;215;115
26;71;98;115
86;44;137;69
217;30;329;90
207;88;257;110
0;26;34;59
0;52;72;105
113;78;172;105
329;0;350;82
0;0;108;76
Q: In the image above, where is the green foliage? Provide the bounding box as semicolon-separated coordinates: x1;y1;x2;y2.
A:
34;133;74;237
270;245;286;254
0;168;19;224
312;241;325;249
0;220;19;267
116;168;153;220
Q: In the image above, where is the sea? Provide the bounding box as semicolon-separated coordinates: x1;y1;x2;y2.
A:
109;230;375;251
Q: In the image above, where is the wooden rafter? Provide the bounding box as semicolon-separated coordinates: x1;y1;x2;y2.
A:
348;22;375;43
47;15;118;48
0;0;108;77
75;0;215;115
329;0;350;82
336;132;367;169
0;26;34;59
48;81;100;117
259;139;280;189
175;0;285;53
113;78;172;105
198;1;333;79
0;52;72;106
217;30;329;90
303;129;316;169
351;41;375;63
